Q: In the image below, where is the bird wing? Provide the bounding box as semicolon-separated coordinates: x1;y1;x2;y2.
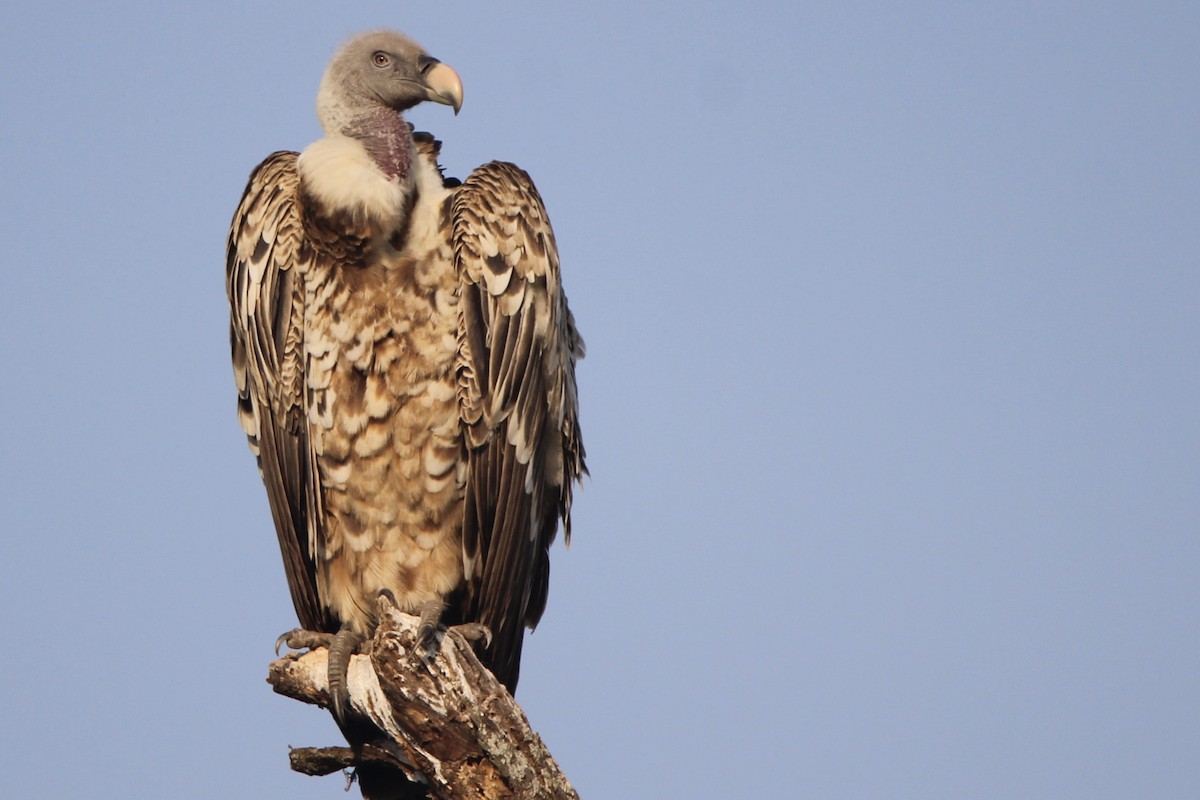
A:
227;151;330;634
452;161;586;690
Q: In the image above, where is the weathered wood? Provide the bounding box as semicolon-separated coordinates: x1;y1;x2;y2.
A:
266;601;578;800
287;745;404;777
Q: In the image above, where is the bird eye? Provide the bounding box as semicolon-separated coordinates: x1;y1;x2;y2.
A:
372;51;390;68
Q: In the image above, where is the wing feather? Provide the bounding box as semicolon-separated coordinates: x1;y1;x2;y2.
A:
227;151;329;634
452;161;586;690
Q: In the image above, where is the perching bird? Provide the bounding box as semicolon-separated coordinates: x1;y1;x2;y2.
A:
226;27;584;771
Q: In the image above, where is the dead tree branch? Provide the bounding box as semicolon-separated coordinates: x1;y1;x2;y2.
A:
266;602;578;799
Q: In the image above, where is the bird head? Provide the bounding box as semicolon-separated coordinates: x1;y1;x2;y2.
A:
316;30;463;133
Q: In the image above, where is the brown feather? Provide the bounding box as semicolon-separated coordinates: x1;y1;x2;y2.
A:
451;161;586;689
229;141;585;694
227;151;330;634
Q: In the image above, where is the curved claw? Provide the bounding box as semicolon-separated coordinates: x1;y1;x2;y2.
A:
274;629;299;656
327;626;364;723
375;589;397;612
450;622;492;649
274;628;334;656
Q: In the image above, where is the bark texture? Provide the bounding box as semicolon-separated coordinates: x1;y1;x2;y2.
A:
266;601;578;799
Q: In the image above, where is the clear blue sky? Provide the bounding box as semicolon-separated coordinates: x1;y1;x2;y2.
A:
1;2;1197;797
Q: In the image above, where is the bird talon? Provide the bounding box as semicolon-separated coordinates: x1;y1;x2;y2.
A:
375;589;397;613
415;627;441;660
450;622;492;648
274;628;334;656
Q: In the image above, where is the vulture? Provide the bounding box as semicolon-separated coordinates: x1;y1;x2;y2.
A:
226;28;584;738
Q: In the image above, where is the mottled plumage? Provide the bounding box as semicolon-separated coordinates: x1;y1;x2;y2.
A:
227;30;584;701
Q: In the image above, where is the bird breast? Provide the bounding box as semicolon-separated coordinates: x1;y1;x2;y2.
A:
301;186;467;633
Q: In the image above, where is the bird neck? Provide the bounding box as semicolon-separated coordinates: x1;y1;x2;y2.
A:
341;108;413;183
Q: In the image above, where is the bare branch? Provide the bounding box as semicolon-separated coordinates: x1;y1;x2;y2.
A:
266;604;578;800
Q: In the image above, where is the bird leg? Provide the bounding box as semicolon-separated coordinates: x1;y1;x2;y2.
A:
273;626;365;723
413;600;492;670
415;599;447;653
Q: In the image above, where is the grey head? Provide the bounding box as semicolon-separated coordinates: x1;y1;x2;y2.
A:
316;30;463;136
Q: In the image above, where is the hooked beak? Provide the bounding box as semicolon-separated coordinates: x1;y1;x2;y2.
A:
422;59;463;115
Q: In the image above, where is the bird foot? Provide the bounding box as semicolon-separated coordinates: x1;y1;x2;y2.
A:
412;601;492;670
275;628;335;656
272;626;367;722
449;622;492;648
